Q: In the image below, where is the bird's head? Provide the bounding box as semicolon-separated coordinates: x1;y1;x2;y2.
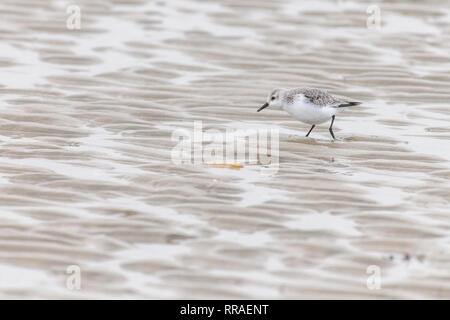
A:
257;88;284;112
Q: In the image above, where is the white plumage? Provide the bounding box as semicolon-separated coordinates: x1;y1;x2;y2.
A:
283;94;341;125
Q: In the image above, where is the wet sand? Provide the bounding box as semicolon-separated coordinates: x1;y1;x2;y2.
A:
0;0;449;298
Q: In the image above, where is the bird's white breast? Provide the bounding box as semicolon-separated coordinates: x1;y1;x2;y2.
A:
282;95;338;125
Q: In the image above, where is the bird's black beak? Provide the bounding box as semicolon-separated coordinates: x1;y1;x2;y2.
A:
257;102;269;112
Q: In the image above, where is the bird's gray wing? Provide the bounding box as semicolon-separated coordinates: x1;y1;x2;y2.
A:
300;88;340;107
301;88;361;108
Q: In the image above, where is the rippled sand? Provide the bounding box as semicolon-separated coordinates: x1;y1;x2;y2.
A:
0;0;449;299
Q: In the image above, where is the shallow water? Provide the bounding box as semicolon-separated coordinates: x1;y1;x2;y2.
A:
0;0;449;299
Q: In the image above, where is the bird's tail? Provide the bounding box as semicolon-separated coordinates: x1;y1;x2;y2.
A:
336;101;362;108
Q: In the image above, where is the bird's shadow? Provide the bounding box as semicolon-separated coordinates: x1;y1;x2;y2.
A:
286;134;338;144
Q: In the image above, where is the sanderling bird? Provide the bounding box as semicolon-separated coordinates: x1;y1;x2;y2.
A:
257;87;361;139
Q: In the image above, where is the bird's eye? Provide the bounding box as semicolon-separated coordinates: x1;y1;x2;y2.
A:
271;96;275;100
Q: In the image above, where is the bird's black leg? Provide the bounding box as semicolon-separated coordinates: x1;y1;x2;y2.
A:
305;124;315;137
329;115;336;140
